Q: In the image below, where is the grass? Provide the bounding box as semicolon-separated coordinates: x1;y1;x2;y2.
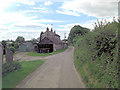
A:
2;60;44;88
27;47;68;56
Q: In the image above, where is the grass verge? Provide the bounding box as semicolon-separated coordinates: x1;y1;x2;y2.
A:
2;60;44;88
27;47;68;56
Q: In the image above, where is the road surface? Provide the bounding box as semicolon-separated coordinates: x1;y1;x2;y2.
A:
16;47;85;88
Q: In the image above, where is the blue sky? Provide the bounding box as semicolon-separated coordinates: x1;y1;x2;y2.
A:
0;0;119;41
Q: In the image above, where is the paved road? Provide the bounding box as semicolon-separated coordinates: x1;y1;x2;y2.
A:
16;47;85;88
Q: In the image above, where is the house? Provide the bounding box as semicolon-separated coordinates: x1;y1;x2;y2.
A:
35;27;67;53
18;42;36;52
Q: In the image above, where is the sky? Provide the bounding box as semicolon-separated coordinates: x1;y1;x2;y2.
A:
0;0;119;41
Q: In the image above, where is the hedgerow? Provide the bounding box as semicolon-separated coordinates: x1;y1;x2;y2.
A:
69;19;119;88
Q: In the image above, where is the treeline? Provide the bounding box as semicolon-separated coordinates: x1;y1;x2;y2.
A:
68;19;119;88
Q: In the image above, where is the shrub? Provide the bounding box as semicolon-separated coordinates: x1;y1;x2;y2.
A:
2;61;21;76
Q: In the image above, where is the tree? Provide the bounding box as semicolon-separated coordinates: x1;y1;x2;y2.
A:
1;40;7;46
1;40;6;54
68;25;90;44
16;36;25;44
31;38;37;44
13;42;19;49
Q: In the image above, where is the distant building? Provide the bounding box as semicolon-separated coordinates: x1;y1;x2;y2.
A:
35;27;67;53
18;42;36;52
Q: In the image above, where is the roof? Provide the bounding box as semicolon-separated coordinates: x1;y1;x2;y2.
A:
44;31;60;37
40;37;66;44
55;34;60;37
39;37;53;44
48;37;63;44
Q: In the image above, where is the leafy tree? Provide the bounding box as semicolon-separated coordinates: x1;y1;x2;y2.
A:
2;40;7;46
31;38;37;43
15;36;25;44
13;42;19;49
68;25;90;44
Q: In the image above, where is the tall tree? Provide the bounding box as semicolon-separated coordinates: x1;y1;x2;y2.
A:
15;36;25;44
31;38;37;44
68;25;90;44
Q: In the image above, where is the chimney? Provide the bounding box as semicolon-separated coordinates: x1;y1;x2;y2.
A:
46;27;49;31
51;28;53;32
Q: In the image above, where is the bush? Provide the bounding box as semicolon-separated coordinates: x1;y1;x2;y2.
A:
2;61;21;76
9;46;15;53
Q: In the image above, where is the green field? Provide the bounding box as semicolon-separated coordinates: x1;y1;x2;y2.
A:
2;60;44;88
27;47;68;56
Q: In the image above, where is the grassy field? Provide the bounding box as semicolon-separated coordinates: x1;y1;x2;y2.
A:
27;47;68;56
2;60;44;88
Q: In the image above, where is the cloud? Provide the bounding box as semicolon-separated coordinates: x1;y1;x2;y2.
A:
16;4;20;6
44;1;53;6
0;12;37;26
0;30;41;41
36;19;64;23
58;0;119;18
25;7;49;13
14;25;42;29
24;10;48;13
15;0;35;5
56;10;81;16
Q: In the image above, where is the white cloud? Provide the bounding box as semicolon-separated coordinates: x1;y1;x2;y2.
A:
0;13;64;41
58;0;119;18
24;10;48;13
0;0;13;14
26;7;49;13
44;1;52;6
56;10;81;16
15;0;35;5
16;4;20;6
0;30;41;41
36;19;64;23
0;12;37;26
